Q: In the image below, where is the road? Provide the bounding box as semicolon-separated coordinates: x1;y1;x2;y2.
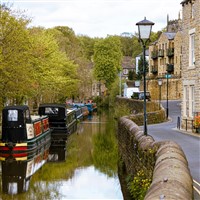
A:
147;100;200;199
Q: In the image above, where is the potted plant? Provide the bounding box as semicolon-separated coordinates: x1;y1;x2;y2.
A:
194;115;200;133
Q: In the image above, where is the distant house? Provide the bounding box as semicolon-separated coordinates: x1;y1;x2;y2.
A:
121;56;135;79
180;0;200;131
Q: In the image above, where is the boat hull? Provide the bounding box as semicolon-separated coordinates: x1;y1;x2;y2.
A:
0;129;51;158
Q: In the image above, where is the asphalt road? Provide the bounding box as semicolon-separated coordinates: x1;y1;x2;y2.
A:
147;100;200;199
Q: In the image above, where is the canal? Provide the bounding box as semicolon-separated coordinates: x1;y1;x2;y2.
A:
0;111;123;199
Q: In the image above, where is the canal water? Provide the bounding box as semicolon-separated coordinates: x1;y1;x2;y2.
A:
0;111;123;200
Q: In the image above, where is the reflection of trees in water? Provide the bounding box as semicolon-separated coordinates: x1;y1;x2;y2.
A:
92;114;119;177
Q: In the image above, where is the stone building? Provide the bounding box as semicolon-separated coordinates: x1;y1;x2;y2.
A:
147;30;182;101
180;0;200;131
121;56;135;80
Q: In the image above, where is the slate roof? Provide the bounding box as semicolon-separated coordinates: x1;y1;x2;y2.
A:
121;56;135;69
163;32;176;40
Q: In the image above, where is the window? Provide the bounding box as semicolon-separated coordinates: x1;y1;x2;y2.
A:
45;107;58;114
190;86;195;117
191;3;194;19
8;110;18;121
183;85;195;117
123;69;129;75
189;29;195;67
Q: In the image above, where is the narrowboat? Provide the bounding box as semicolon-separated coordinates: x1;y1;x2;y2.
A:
38;104;77;144
1;147;49;194
68;103;89;119
85;103;97;114
0;105;51;157
68;107;83;121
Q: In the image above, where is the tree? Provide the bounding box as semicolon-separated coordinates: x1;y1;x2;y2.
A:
93;36;123;89
120;35;134;56
137;55;149;80
0;4;32;107
28;27;78;105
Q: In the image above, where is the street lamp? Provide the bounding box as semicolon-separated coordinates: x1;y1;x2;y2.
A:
158;79;162;109
166;73;169;119
136;17;154;136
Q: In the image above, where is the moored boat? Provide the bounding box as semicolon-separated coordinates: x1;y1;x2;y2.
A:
68;103;89;119
68;107;83;121
38;104;77;145
0;105;51;157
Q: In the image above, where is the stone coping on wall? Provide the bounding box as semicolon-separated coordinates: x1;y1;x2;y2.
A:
118;116;193;200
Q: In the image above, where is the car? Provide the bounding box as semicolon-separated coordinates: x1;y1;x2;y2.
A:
138;91;151;101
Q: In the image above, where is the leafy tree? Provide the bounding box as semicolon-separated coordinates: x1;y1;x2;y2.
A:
93;36;123;89
48;27;95;101
0;4;32;107
78;35;96;60
120;35;134;56
28;27;78;105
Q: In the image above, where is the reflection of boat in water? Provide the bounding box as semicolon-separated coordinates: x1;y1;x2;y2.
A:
0;105;51;157
38;104;77;146
0;146;49;194
48;143;66;162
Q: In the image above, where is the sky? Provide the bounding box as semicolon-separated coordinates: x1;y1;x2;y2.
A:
2;0;182;38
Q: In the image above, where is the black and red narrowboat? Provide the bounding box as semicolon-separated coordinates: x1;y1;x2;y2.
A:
0;105;51;157
38;103;77;146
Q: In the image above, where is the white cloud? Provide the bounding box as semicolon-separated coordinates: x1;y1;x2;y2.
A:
7;0;182;37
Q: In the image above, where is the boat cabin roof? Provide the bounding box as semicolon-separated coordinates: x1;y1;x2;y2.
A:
3;105;29;112
2;105;31;125
38;103;67;121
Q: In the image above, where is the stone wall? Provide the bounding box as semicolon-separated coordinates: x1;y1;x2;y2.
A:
116;97;166;125
118;117;193;199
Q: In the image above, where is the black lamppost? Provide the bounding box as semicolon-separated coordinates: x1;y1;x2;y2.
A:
166;73;169;119
136;17;154;136
158;79;162;109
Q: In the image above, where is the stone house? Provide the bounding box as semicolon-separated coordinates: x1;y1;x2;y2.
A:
180;0;200;131
147;30;182;101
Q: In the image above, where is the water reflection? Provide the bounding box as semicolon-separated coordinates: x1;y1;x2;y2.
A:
59;166;122;199
0;147;49;195
0;111;123;199
48;145;66;162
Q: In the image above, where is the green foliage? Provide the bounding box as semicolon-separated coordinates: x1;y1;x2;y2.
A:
93;36;123;89
137;55;149;80
128;70;136;80
78;35;96;60
127;170;151;200
92;129;118;176
49;27;94;101
120;36;134;56
0;5;32;107
28;27;79;104
114;102;130;119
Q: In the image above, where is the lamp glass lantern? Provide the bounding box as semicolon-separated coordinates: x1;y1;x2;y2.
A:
136;17;155;42
158;79;163;86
